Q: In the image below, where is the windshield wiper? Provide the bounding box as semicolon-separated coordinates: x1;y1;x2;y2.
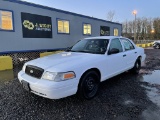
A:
66;49;103;54
74;50;98;53
77;51;104;54
65;49;77;52
75;50;88;53
65;47;72;52
65;49;87;53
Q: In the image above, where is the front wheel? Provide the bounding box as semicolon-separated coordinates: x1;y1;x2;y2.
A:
131;59;141;74
78;71;100;100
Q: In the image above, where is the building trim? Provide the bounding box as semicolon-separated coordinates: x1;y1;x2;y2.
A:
0;48;65;55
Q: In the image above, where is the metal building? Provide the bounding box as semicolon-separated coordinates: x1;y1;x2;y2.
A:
0;0;122;64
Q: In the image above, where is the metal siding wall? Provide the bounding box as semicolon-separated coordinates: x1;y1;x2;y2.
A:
0;0;122;53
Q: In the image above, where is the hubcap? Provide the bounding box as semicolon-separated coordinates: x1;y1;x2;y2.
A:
81;72;100;99
86;77;95;91
84;75;98;98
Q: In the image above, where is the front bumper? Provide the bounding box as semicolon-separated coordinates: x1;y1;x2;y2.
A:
18;71;78;99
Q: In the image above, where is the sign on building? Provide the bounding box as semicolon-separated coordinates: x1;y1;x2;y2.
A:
21;12;52;38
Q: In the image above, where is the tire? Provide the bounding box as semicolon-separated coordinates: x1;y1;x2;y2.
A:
131;59;141;74
78;71;100;100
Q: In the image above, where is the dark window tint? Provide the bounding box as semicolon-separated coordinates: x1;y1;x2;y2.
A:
121;39;135;51
109;38;123;53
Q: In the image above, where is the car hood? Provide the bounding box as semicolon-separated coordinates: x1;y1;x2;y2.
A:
26;52;102;71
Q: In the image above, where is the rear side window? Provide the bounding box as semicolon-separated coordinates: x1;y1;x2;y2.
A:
121;39;135;51
109;38;123;52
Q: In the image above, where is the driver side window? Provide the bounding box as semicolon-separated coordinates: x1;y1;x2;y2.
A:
108;38;123;54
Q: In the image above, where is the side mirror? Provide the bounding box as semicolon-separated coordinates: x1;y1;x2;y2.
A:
108;48;119;55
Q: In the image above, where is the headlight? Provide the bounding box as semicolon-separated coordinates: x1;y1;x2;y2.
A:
42;71;76;82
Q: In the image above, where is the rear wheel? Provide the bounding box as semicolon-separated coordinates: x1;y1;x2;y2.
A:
78;71;100;100
131;59;141;74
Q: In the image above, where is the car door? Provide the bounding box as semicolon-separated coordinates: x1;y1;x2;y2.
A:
103;38;126;79
120;38;137;70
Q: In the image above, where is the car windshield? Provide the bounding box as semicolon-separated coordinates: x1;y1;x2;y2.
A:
67;39;109;54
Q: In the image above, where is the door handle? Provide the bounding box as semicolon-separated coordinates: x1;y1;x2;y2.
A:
123;54;126;57
135;52;137;54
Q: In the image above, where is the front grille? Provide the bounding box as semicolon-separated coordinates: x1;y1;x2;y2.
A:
25;65;44;79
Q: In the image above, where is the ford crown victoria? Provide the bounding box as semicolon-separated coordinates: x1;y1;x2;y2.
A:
18;36;146;100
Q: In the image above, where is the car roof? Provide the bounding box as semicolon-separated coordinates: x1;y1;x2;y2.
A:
84;36;124;40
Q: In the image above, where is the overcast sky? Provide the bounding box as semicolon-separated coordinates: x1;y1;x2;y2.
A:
24;0;160;23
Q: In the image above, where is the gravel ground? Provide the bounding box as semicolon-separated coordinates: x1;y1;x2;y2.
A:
0;49;160;120
143;49;160;70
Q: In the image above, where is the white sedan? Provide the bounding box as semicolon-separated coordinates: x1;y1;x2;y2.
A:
18;36;146;100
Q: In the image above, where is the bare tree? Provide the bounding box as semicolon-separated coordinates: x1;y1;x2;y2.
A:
122;20;131;38
107;10;115;22
128;21;134;34
141;17;149;40
146;18;152;39
136;18;142;40
122;17;160;40
153;18;160;39
122;21;127;34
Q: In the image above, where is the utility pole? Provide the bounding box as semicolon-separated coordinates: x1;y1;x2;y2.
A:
132;10;137;42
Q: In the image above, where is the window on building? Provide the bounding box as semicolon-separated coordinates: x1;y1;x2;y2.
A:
0;10;14;31
83;23;91;35
114;28;118;36
57;19;69;34
100;26;110;36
